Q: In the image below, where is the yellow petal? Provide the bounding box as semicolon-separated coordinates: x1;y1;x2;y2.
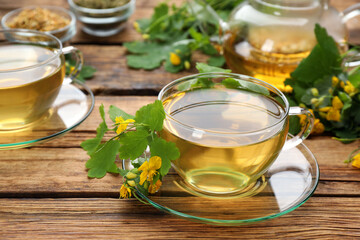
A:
332;76;339;86
148;180;162;194
170;52;181;65
332;96;343;110
124;119;135;124
115;116;125;124
138;160;149;172
147;169;157;182
352;153;360;168
312;119;325;135
139;170;148;185
120;184;131;198
318;106;331;112
326;108;341;122
149;156;162;170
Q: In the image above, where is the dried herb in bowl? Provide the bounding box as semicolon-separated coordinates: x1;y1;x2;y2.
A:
7;7;70;32
74;0;129;9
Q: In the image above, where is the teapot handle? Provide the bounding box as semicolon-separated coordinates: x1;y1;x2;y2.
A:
342;3;360;68
342;3;360;23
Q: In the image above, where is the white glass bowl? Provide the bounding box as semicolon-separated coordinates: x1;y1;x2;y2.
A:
1;6;77;43
68;0;136;37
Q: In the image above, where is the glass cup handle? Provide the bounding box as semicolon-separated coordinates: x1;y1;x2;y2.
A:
342;4;360;68
62;46;83;82
283;107;314;151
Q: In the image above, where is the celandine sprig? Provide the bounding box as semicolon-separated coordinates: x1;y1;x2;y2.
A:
81;100;180;199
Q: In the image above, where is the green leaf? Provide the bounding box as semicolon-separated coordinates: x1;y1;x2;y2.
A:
222;78;270;96
289;116;302;136
124;41;170;70
85;140;120;178
207;55;226;67
196;62;231;73
348;71;360;88
108;105;135;122
135;100;165;131
119;130;150;160
119;169;129;177
222;78;240;88
126;54;164;70
81;122;108;156
150;137;180;176
80;105;109;155
290;24;341;88
152;3;169;21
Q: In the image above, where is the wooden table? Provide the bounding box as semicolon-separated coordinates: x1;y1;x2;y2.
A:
1;0;360;239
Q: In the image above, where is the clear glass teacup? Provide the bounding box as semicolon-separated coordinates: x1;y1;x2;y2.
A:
0;29;82;130
158;73;314;198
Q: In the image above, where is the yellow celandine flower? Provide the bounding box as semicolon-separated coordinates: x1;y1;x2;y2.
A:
120;184;132;198
343;81;357;96
115;116;135;135
299;109;324;135
332;76;339;87
133;21;141;33
332;96;343;110
312;119;325;135
351;153;360;168
142;34;150;40
326;108;341;121
170;52;181;65
138;156;162;185
318;96;343;122
148;180;162;194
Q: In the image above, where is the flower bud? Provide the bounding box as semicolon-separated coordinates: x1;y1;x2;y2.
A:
127;180;136;187
126;172;137;179
311;88;319;97
184;61;191;70
311;98;319;105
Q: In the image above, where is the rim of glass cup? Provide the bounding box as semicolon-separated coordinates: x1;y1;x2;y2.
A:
158;72;290;135
68;0;135;14
0;29;63;73
1;6;76;36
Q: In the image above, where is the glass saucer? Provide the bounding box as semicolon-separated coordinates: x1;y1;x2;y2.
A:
122;139;319;226
0;78;94;150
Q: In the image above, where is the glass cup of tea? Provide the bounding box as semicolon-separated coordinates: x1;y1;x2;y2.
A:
0;29;83;130
158;73;314;198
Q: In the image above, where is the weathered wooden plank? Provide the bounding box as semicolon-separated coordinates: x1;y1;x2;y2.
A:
1;96;359;196
0;197;359;239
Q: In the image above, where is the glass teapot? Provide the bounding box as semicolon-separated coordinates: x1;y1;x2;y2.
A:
192;0;360;88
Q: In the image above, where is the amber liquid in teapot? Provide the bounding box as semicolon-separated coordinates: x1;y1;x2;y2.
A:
223;25;319;87
218;0;353;88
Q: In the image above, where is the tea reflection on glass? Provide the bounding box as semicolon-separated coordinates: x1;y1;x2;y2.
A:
0;29;82;130
159;73;314;198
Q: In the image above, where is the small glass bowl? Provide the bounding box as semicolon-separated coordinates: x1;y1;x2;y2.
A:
68;0;136;37
1;6;76;43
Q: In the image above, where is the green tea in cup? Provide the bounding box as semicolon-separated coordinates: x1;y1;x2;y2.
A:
0;29;82;130
159;73;313;198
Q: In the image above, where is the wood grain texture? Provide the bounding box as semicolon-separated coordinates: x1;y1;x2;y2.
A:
1;0;360;238
1;96;359;197
0;198;360;239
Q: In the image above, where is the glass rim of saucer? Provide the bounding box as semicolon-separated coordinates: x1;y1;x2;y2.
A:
158;72;291;136
0;78;95;149
123;137;320;225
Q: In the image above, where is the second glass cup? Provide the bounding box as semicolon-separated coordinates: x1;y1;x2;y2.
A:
158;73;314;198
